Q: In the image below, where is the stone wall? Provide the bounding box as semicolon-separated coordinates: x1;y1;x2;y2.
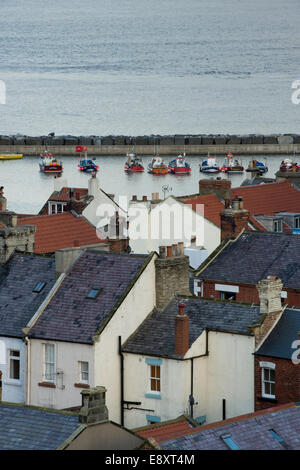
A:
155;254;190;309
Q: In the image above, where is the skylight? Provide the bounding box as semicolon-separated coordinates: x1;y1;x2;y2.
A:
33;281;46;293
221;434;240;450
86;287;102;300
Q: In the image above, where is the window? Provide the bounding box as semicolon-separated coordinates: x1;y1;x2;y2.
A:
57;204;62;213
79;361;89;384
49;202;66;215
44;344;55;382
262;367;275;398
295;216;300;229
9;350;20;380
219;291;236;301
274;219;283;233
33;281;46;293
221;434;240;450
150;365;161;393
86;287;102;300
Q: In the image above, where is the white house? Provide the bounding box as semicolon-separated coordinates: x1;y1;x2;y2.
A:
0;252;57;403
128;195;220;265
24;244;191;423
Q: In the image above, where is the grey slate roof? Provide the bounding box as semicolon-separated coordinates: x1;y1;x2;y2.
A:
28;250;150;344
161;403;300;450
0;253;56;338
255;308;300;359
0;403;79;450
122;297;261;359
197;231;300;289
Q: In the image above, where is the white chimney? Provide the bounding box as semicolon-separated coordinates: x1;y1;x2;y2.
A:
88;174;100;197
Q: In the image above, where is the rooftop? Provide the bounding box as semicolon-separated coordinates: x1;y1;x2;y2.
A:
28;250;152;344
255;308;300;359
160;402;300;450
196;231;300;289
0;402;79;450
0;253;56;338
122;297;260;359
17;212;106;253
134;415;198;443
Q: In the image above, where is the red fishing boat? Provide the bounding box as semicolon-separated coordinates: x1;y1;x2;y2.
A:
39;151;63;173
168;154;191;174
124;153;144;172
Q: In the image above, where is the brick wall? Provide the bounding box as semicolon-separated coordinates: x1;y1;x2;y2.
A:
198;280;300;307
255;355;300;411
155;255;190;309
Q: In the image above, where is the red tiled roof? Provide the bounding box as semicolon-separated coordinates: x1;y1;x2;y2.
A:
49;187;88;202
135;416;196;442
232;181;300;217
17;212;106;253
179;193;224;227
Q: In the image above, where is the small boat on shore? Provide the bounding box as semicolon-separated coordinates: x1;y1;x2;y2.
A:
246;159;268;174
221;153;244;174
0;153;23;160
124;153;144;172
148;155;168;175
39;151;63;173
168;154;191;175
199;156;220;173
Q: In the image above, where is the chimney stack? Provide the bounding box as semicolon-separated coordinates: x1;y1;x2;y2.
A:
142;195;147;201
220;196;250;240
257;276;283;315
174;302;189;356
199;178;231;200
132;195;137;201
253;276;284;347
79;386;108;424
155;243;190;309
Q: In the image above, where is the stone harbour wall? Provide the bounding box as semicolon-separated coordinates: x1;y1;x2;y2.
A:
1;134;300;155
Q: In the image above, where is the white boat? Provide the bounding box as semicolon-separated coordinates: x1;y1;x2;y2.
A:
199;156;220;173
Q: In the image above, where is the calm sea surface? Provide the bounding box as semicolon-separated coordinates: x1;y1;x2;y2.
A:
0;154;287;213
0;0;299;136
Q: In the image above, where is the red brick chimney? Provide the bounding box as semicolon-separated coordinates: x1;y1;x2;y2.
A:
174;302;189;356
221;196;250;240
199;178;231;200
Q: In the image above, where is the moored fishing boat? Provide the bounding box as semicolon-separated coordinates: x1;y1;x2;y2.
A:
0;153;23;160
221;153;244;174
147;155;168;175
246;159;268;174
39;151;63;173
124;153;144;172
76;146;99;172
279;158;300;173
168;154;191;174
199;156;220;173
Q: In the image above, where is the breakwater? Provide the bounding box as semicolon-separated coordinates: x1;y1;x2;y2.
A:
1;134;300;156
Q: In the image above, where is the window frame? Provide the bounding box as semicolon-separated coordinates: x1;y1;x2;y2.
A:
8;349;20;381
295;216;300;229
78;361;89;384
273;219;283;233
43;343;56;383
149;364;161;394
261;367;275;399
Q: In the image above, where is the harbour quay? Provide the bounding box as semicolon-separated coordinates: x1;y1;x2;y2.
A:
0;134;300;156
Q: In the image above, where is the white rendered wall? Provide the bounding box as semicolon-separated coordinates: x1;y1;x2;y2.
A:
93;255;157;424
0;337;26;403
28;340;94;409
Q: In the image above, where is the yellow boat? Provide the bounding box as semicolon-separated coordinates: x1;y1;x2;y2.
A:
0;153;23;160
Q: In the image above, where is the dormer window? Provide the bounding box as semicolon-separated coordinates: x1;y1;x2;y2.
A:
48;202;67;215
295;216;300;229
33;281;46;293
273;219;283;233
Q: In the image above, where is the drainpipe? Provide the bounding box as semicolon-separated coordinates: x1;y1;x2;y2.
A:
190;358;194;418
118;336;124;426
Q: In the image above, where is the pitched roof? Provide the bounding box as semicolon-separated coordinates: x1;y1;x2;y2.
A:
122;297;260;359
0;403;79;450
135;415;198;442
0;253;56;338
28;250;152;344
161;403;300;450
197;231;300;289
255;308;300;359
49;187;89;202
17;212;106;253
231;181;300;218
179;193;224;227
